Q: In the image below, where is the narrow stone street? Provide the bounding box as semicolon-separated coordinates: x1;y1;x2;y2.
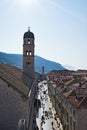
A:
36;81;63;130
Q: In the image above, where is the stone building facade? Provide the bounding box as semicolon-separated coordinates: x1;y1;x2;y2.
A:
47;70;87;130
48;82;87;130
0;64;29;130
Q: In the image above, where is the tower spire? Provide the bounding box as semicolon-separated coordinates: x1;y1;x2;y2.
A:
28;26;30;32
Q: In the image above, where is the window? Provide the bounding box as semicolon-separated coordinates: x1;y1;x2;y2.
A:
26;62;31;67
29;51;32;56
26;50;29;56
73;110;75;117
67;112;69;122
27;62;31;65
26;50;32;56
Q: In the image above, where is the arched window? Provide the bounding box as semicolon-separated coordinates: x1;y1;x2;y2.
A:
27;62;31;65
29;51;32;56
26;50;29;56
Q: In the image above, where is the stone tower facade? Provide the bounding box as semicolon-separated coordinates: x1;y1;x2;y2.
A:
23;28;35;79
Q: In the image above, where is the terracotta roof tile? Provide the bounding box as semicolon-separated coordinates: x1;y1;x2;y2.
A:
69;95;87;108
63;89;76;98
69;96;80;107
78;95;87;108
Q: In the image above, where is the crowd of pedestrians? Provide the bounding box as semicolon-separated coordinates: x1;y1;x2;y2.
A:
36;81;63;130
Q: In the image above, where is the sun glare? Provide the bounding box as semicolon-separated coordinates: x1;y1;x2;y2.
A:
16;0;38;6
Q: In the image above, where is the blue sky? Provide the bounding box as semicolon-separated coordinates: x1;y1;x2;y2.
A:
0;0;87;69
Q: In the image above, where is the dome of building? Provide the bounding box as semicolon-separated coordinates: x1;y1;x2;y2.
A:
23;28;34;39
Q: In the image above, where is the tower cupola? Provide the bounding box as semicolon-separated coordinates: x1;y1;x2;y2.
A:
23;27;34;39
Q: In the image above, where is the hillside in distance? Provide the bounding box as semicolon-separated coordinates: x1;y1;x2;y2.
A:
35;55;65;73
0;52;65;73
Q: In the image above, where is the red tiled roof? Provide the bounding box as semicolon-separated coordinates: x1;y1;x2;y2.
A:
63;89;76;98
69;94;87;108
78;95;87;108
69;96;80;107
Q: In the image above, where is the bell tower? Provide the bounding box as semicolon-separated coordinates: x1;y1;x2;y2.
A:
23;28;35;79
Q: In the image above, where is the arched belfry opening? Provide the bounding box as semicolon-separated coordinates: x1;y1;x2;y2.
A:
23;28;35;79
